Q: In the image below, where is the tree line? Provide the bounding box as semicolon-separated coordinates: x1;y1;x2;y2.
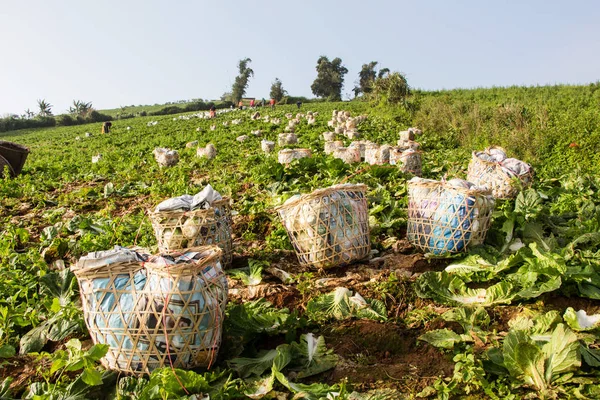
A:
1;55;410;133
0;99;116;133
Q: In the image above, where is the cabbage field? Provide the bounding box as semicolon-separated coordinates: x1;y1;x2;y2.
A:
1;84;600;399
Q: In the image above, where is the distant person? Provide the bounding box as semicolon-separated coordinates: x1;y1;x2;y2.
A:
209;104;216;118
250;99;255;108
261;98;266;107
101;121;112;134
296;101;302;109
238;100;243;110
269;98;275;110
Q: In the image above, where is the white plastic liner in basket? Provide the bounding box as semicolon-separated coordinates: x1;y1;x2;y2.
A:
276;183;370;269
154;185;222;212
467;147;533;199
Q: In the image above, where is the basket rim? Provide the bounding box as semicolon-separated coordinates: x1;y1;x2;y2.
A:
144;245;223;274
278;148;311;153
147;196;230;217
407;178;492;196
275;183;368;211
391;147;423;155
71;245;223;277
471;148;533;177
71;259;144;277
471;146;508;166
0;141;30;153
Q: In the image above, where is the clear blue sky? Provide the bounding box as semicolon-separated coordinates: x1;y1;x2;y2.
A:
1;0;598;115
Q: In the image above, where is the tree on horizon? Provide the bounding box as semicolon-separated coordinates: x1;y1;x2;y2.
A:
269;78;287;102
231;58;254;103
37;99;53;117
310;56;348;101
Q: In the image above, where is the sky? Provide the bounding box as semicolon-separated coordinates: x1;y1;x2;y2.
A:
1;0;599;115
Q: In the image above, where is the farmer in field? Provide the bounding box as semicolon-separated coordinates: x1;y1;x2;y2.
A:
296;101;302;109
101;121;112;134
250;99;255;108
270;98;275;110
209;104;216;118
238;100;243;110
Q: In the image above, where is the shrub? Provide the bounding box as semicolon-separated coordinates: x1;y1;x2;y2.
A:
86;110;112;123
56;115;75;126
218;101;234;109
279;96;316;105
370;72;410;105
149;106;184;116
0;116;56;132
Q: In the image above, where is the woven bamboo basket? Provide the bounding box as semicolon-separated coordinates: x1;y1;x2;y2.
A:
348;141;372;160
71;246;228;375
261;140;275;153
364;144;391;165
399;130;415;142
278;148;311;164
390;148;422;176
467;147;533;199
407;179;495;255
0;154;14;178
324;141;344;155
0;141;29;177
147;198;232;266
276;184;370;269
333;147;361;163
323;132;336;141
278;133;298;146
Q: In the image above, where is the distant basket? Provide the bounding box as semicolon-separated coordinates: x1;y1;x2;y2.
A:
390;148;422;176
276;184;370;269
396;140;420;150
407;179;495;255
333;147;361;163
72;246;228;376
364;144;391;165
147;198;232;267
278;148;311;165
0;141;29;177
467;147;533;199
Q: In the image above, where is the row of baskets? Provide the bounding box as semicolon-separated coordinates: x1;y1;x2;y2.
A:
71;145;532;376
276;146;533;266
143;145;532;269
